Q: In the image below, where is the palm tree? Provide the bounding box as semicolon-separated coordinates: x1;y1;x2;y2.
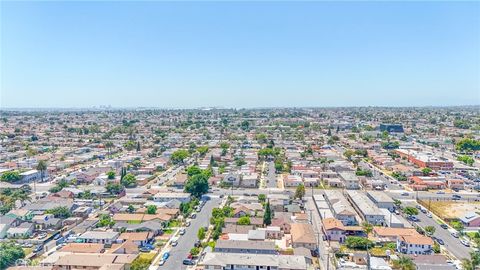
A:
105;141;114;156
11;190;31;208
392;256;416;270
361;221;373;236
36;160;48;195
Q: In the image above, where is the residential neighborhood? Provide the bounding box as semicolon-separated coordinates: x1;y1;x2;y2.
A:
0;107;479;270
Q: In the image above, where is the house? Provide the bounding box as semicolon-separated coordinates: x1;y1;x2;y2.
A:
223;172;241;187
171;173;188;188
459;212;480;227
7;222;34;238
32;214;62;230
367;191;395;211
447;179;464;190
323;190;357;226
248;229;266;241
284;175;303;187
322;218;346;243
271;214;292;234
6;209;33;221
113;221;164;235
339;172;360;189
52;253;136;270
258;226;283;239
214;240;277;254
59;243;105;253
202;252;308;270
118;232;153;246
397;234;433;255
373;227;418;242
241;173;258;188
20;170;44;183
346;190;385;226
0;216;18;239
290;223;316;251
152;192;191;203
78;231;120;245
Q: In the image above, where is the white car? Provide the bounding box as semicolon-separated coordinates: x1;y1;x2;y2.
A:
426;212;432;218
159;260;165;266
461;239;470;247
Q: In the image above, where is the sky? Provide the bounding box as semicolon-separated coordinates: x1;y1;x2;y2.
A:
1;1;479;109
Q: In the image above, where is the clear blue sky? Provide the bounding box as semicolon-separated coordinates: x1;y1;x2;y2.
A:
1;1;479;108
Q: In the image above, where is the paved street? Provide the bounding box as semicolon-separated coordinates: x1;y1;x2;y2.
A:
266;161;278;188
405;201;472;260
161;197;221;270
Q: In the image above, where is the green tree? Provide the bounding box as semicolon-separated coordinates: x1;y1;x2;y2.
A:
123;140;136;151
258;194;266;203
456;138;480;152
425;225;435;235
197;146;209;157
46;206;71;218
185;173;209;198
0;242;25;269
237;216;251;225
361;221;373;235
345;236;373;250
0;171;20;182
197;227;206;240
97;214;115;228
121;173;137;188
106;183;124;195
392;256;416;270
263;200;272;226
147;205;157;215
36;160;48;182
393;199;402;209
136;141;141;152
171;149;190;164
187;166;202;176
457;155;475;166
421;167;432;176
107;171;116;179
127;204;135;213
403;206;419;216
294;184;306;200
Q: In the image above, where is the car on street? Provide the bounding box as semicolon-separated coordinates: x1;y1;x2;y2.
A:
440;224;448;229
191;213;197;219
179;228;186;235
435;238;445;245
185;221;191;227
162;252;170;261
436;191;445;194
159;260;165;266
401;192;409;196
183;259;195;265
461;239;470;247
194;240;201;248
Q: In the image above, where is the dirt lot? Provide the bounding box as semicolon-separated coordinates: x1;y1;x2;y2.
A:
421;200;480;219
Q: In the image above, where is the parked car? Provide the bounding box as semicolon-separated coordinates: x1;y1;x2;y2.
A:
436;238;445;245
185;221;191;227
191;213;197;219
179;228;186;235
159;260;165;266
401;192;409;196
183;259;195;265
426;212;432;218
194;240;201;248
440;224;448;229
436;191;445;194
162;252;170;260
461;239;470;247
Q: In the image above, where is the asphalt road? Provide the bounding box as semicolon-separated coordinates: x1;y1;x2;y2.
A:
161;197;220;270
266;161;277;188
405;201;472;260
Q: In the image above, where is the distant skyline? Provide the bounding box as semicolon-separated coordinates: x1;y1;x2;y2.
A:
1;1;479;108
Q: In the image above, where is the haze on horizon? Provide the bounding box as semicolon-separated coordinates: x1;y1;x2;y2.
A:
1;1;479;109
